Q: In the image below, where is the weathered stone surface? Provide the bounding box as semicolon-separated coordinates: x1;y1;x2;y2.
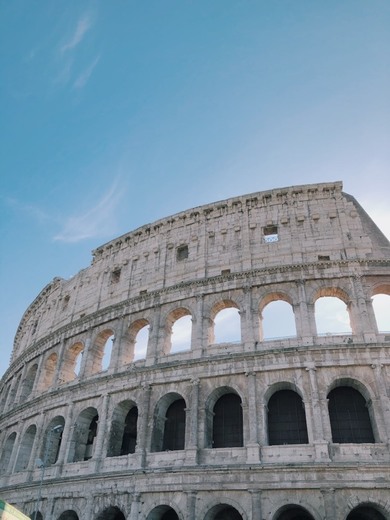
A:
0;182;389;520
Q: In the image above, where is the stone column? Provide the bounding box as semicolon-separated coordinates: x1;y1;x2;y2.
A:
93;393;110;471
136;384;152;467
321;488;336;520
52;335;66;389
78;329;94;378
186;378;200;464
56;403;74;466
371;364;390;442
129;493;141;520
246;372;260;463
295;280;317;339
349;275;378;339
146;306;161;365
305;365;330;461
31;355;45;397
83;496;95;520
110;316;127;370
27;412;46;473
187;491;197;520
192;295;204;354
242;287;258;348
14;364;29;406
250;490;262;520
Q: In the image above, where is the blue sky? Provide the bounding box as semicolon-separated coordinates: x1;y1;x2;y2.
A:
1;1;389;377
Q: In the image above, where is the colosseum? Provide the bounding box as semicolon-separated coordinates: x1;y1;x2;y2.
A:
0;181;389;520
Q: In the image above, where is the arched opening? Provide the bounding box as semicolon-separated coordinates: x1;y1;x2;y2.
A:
213;393;243;448
8;373;21;408
151;394;186;452
0;384;10;412
60;342;84;383
171;316;192;353
40;417;65;465
19;364;38;402
213;305;241;344
57;511;79;520
95;506;126;520
40;353;58;391
372;293;390;332
267;390;308;445
328;386;375;443
164;308;192;354
205;504;244;520
0;432;16;474
274;505;315;520
134;323;149;360
146;506;179;520
162;399;186;451
346;505;387;520
121;319;150;364
87;329;115;374
102;334;115;371
261;300;296;340
69;408;99;462
15;424;36;471
107;401;138;457
315;295;352;335
31;512;43;520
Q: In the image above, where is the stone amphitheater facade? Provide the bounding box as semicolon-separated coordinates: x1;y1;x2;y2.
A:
0;181;390;520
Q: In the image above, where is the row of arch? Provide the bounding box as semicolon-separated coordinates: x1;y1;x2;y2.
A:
1;292;389;413
0;381;377;474
31;502;389;520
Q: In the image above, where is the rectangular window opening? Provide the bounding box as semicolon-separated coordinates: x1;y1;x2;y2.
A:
263;225;278;243
176;245;189;261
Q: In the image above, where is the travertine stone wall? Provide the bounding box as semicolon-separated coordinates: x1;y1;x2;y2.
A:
0;182;389;520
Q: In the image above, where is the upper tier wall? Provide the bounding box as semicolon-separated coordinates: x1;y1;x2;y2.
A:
11;181;390;360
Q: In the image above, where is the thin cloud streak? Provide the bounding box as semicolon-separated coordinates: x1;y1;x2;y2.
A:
73;55;100;89
54;180;123;243
60;12;93;53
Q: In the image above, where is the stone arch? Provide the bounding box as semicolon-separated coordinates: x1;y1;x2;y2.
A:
145;505;182;520
31;512;43;520
57;511;80;520
265;383;308;446
204;503;245;520
163;307;192;354
370;287;390;333
68;407;99;462
273;504;316;520
39;416;65;465
122;318;150;363
15;424;36;471
327;384;375;443
313;286;353;335
19;363;38;402
107;400;138;457
346;503;388;520
205;386;244;448
209;299;241;345
94;506;126;520
38;352;58;391
259;291;296;340
151;392;187;452
0;431;17;474
60;341;84;383
86;328;116;375
8;372;22;408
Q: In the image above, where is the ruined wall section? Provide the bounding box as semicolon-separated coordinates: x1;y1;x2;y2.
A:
11;181;389;363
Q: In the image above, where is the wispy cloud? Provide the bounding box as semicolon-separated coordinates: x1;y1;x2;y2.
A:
54;180;123;243
4;197;51;224
73;55;100;89
60;12;93;54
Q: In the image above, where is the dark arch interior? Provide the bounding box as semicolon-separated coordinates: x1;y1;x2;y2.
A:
58;511;79;520
214;506;243;520
268;390;308;445
162;399;186;451
161;510;179;520
328;386;375;443
121;406;138;455
346;506;387;520
213;393;243;448
275;506;315;520
95;506;126;520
